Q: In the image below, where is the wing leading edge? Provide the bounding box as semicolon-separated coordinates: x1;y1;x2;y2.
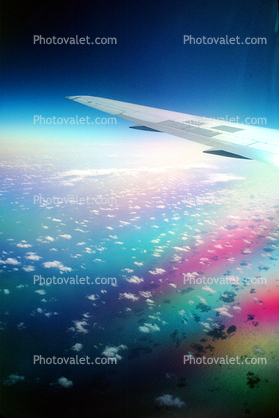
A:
66;95;279;167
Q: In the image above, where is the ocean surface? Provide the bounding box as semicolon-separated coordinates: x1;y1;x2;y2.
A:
1;143;278;417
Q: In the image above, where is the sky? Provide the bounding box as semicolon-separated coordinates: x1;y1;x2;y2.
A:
1;0;279;147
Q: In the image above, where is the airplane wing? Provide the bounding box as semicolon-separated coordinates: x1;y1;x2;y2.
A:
66;95;279;167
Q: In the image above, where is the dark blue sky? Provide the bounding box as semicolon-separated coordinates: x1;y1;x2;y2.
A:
1;0;278;142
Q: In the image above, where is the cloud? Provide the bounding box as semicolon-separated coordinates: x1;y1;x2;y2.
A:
42;261;72;272
139;323;160;333
183;272;199;281
202;285;216;294
59;234;72;239
4;374;25;385
71;343;83;352
17;243;32;248
0;258;20;265
173;246;190;252
199;322;212;331
71;320;89;334
56;167;182;184
35;289;46;295
202;173;245;184
155;394;185;408
23;266;35;272
26;252;41;261
149;268;166;275
197;295;207;304
87;294;100;301
226;276;240;285
119;292;139;302
214;306;233;317
102;344;127;360
57;377;73;388
146;298;155;305
139;291;152;298
126;276;144;284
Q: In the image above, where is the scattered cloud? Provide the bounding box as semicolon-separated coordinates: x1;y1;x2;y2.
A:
42;260;72;272
102;344;127;360
57;377;73;388
139;323;160;333
119;292;139;302
155;394;185;408
4;374;25;386
71;343;83;352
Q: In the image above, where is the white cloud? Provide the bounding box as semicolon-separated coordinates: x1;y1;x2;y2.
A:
59;234;72;239
169;283;177;288
146;298;155;305
72;320;89;334
26;252;41;261
173;246;190;252
155;394;185;408
126;276;144;284
214;306;233;318
57;377;73;388
149;268;166;275
123;268;134;273
139;323;160;333
4;374;25;385
226;276;240;285
45;236;55;242
42;261;72;272
139;291;152;298
35;289;46;295
71;343;83;352
87;294;100;301
202;285;216;294
197;295;207;304
23;266;35;272
119;292;139;302
202;173;245;184
17;243;32;248
0;258;20;265
199;322;212;331
102;344;127;360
